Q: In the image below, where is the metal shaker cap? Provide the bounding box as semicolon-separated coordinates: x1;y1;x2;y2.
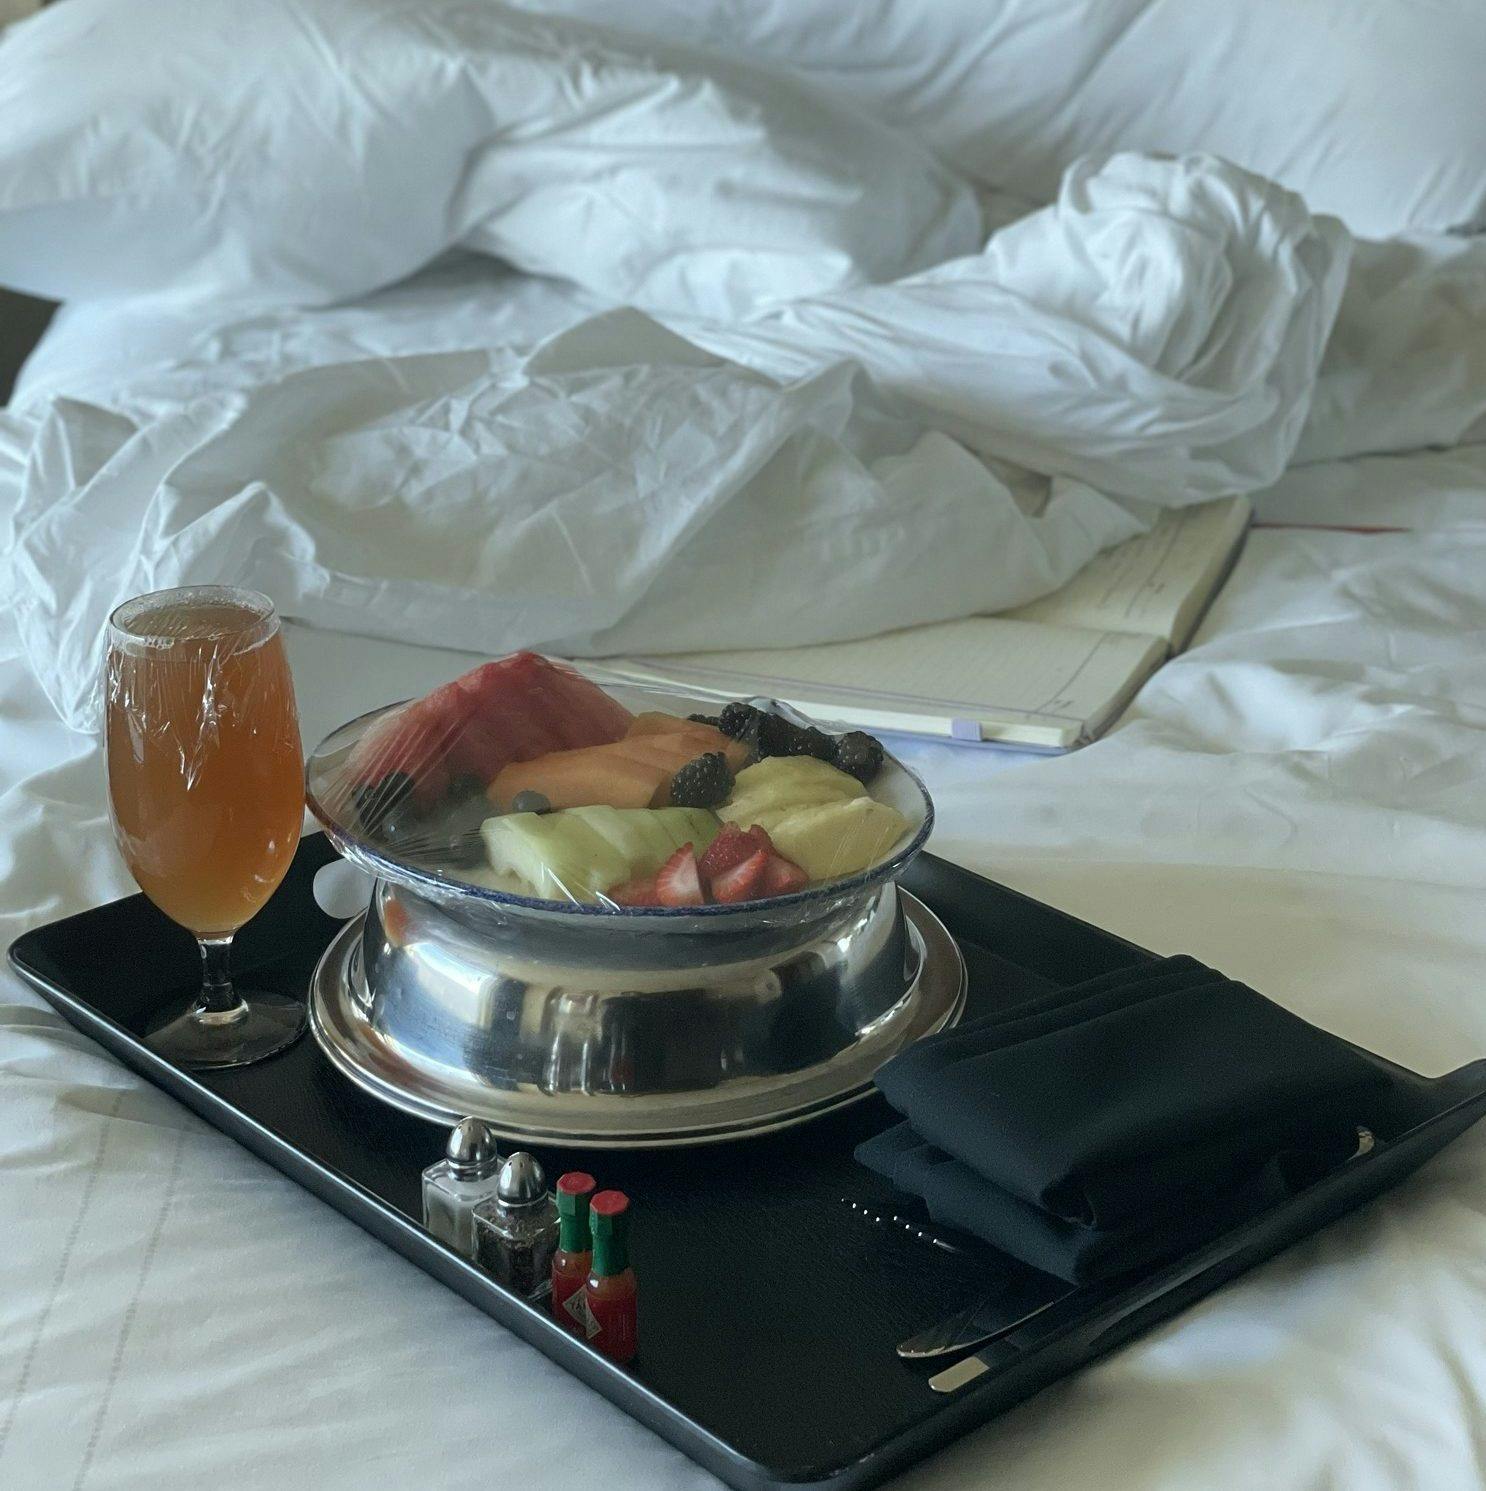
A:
446;1117;500;1179
496;1151;548;1206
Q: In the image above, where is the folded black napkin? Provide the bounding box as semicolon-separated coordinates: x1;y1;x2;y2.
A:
857;955;1387;1282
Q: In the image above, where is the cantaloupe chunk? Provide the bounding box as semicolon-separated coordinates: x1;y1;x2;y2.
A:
626;711;699;738
490;746;666;811
624;713;750;770
607;733;710;771
489;728;748;812
608;731;747;774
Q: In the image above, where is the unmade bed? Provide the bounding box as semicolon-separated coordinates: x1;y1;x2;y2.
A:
4;1;1486;1487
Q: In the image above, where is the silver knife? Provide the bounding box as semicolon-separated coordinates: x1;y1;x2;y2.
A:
897;1277;1073;1359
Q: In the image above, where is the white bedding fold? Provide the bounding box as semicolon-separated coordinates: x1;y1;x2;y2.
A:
7;313;1146;730
6;152;1357;731
700;155;1351;502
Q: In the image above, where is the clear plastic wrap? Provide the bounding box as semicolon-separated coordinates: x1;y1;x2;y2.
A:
304;650;931;921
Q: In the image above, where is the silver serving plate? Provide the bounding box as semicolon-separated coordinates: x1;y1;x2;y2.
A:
310;883;964;1147
305;681;961;1145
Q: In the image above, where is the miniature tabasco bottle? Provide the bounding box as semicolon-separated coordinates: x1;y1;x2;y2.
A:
552;1171;596;1334
586;1190;638;1364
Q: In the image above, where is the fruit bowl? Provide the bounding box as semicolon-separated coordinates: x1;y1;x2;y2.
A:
305;683;934;929
302;671;956;1146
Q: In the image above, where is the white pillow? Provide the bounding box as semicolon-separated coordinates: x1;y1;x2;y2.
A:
0;0;981;311
515;0;1486;239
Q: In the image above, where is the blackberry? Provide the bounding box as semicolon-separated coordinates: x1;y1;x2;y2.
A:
718;701;766;740
834;731;885;784
755;712;803;758
687;712;723;731
781;726;836;762
669;751;734;809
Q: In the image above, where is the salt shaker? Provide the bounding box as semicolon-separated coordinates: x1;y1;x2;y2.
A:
421;1117;503;1259
474;1151;559;1297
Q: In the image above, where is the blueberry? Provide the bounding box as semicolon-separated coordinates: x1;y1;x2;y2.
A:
510;790;552;815
354;770;414;830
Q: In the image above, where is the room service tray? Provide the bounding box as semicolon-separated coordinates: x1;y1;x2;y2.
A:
12;835;1486;1491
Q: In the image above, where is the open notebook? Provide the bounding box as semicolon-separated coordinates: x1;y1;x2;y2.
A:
593;496;1251;750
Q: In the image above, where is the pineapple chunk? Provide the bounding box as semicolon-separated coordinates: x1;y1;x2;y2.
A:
765;798;910;881
721;756;865;830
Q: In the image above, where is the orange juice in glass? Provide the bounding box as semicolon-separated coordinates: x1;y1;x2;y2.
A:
105;586;306;1068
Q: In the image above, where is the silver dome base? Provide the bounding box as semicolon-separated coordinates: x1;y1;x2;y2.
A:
308;881;966;1148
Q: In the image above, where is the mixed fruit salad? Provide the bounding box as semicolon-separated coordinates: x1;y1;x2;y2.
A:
339;652;913;909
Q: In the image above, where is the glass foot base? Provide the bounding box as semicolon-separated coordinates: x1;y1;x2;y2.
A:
146;991;307;1070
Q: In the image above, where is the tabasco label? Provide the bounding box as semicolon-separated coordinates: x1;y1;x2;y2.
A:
563;1286;599;1338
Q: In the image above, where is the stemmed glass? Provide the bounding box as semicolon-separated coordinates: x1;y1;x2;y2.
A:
104;586;307;1068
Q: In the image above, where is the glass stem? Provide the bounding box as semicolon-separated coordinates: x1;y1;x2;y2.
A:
197;935;242;1016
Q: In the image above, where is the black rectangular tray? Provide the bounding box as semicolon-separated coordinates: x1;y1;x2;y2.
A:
11;835;1486;1490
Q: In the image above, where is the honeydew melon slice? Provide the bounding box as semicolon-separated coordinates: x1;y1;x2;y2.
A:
565;806;719;877
480;812;629;902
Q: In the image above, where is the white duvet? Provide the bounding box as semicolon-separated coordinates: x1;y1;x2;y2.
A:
10;164;1486;736
1;151;1356;729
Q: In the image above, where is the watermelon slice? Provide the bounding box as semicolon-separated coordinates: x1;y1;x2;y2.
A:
347;652;632;806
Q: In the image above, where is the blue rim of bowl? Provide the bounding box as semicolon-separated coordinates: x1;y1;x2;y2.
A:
305;700;935;921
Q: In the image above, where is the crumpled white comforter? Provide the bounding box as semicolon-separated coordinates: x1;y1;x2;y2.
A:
9;135;1486;737
0;146;1379;732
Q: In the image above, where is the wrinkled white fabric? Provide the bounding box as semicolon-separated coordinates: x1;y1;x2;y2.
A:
6;152;1359;731
0;0;980;310
4;308;1149;732
515;0;1486;239
717;155;1351;500
1299;233;1486;464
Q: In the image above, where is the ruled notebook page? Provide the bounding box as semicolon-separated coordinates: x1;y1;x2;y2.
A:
607;618;1166;749
1006;496;1251;648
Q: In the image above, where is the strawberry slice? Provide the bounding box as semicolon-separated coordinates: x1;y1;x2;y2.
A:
710;847;770;904
698;824;756;881
606;875;660;907
760;853;808;896
744;824;775;854
655;844;705;907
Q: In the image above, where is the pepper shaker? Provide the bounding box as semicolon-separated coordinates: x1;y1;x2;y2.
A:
421;1117;503;1259
474;1152;559;1297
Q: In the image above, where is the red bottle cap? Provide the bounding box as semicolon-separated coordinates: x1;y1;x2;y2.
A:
590;1190;629;1218
557;1171;597;1197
